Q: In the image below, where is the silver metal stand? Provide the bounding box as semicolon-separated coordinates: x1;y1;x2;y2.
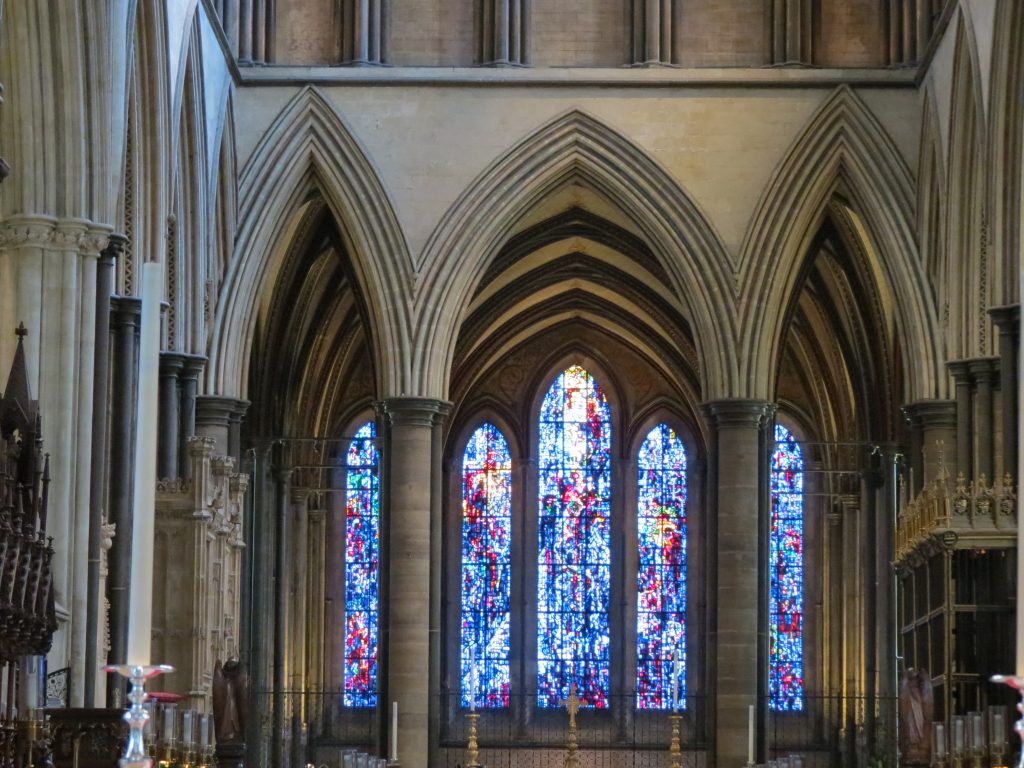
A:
105;664;174;768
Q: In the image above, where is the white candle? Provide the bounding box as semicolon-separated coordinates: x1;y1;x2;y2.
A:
182;710;194;748
747;704;755;765
199;713;210;747
671;649;680;711
163;704;176;742
391;701;398;763
126;262;163;666
469;664;478;711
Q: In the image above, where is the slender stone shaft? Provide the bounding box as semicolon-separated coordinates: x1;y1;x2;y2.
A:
991;306;1019;478
157;353;184;479
947;361;974;479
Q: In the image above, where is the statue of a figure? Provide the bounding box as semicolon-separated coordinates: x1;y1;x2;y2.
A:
899;668;933;766
212;657;247;745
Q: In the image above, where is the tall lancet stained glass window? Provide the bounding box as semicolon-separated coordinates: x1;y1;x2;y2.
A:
343;422;380;707
461;423;513;708
537;365;612;708
636;424;687;709
769;424;804;711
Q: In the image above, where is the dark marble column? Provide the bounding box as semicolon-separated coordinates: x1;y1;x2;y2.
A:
379;398;451;768
703;399;774;768
177;355;206;480
84;235;122;705
106;296;142;704
157;353;184;479
969;358;999;481
947;361;973;479
990;305;1019;478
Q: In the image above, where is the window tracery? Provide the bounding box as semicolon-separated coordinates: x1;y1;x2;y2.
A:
769;423;804;711
460;423;513;708
635;423;687;709
343;421;380;706
537;365;612;708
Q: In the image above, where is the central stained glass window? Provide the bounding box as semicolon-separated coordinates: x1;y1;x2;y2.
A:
635;423;687;709
537;365;612;708
769;423;804;711
461;423;512;708
343;421;379;707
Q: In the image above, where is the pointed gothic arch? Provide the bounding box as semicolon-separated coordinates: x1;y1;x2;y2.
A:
945;10;990;357
412;109;736;402
207;87;412;399
737;86;943;402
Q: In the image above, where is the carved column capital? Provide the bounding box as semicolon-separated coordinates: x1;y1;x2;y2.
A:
702;398;775;429
901;400;957;430
379;397;452;428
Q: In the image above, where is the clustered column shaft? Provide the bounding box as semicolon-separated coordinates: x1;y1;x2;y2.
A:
630;0;679;65
478;0;526;65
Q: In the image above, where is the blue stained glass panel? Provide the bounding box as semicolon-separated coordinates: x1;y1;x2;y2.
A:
461;423;513;708
344;422;379;707
537;365;612;708
769;424;804;711
635;423;687;709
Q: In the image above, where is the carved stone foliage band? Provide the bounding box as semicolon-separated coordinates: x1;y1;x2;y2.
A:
0;215;110;253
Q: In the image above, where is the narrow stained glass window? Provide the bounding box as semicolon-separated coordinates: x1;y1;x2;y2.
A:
537;365;612;708
636;423;687;710
461;423;513;708
343;421;379;707
769;423;804;711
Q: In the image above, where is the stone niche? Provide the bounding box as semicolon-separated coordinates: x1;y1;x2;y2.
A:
151;436;248;709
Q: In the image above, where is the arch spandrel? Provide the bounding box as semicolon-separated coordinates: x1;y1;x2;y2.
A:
410;109;738;404
737;85;943;403
207;86;413;400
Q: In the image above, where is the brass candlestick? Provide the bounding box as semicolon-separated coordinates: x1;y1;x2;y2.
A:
668;712;682;768
559;685;581;768
465;712;481;768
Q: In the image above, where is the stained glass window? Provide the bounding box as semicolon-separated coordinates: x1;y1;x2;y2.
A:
636;423;687;709
343;421;379;707
537;365;612;708
461;423;513;708
769;423;804;711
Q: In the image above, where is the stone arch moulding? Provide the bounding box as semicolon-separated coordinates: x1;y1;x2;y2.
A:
411;109;738;405
207;86;413;401
737;85;943;403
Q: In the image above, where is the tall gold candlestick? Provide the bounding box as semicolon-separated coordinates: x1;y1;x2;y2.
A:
559;685;581;768
465;712;481;768
668;712;682;768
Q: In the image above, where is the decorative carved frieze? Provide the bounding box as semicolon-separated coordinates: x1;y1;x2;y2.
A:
0;216;109;253
895;466;1017;564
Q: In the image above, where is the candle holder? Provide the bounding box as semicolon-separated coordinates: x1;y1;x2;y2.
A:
991;675;1024;768
465;711;481;768
668;712;682;768
104;664;174;768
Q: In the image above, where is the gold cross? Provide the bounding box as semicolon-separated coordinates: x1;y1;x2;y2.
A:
559;684;582;729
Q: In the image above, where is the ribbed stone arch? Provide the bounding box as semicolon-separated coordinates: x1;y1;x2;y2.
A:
946;11;989;358
207;86;412;399
411;109;736;402
737;86;943;402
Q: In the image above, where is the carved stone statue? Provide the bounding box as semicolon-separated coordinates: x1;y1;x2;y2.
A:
899;668;933;766
212;657;247;745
